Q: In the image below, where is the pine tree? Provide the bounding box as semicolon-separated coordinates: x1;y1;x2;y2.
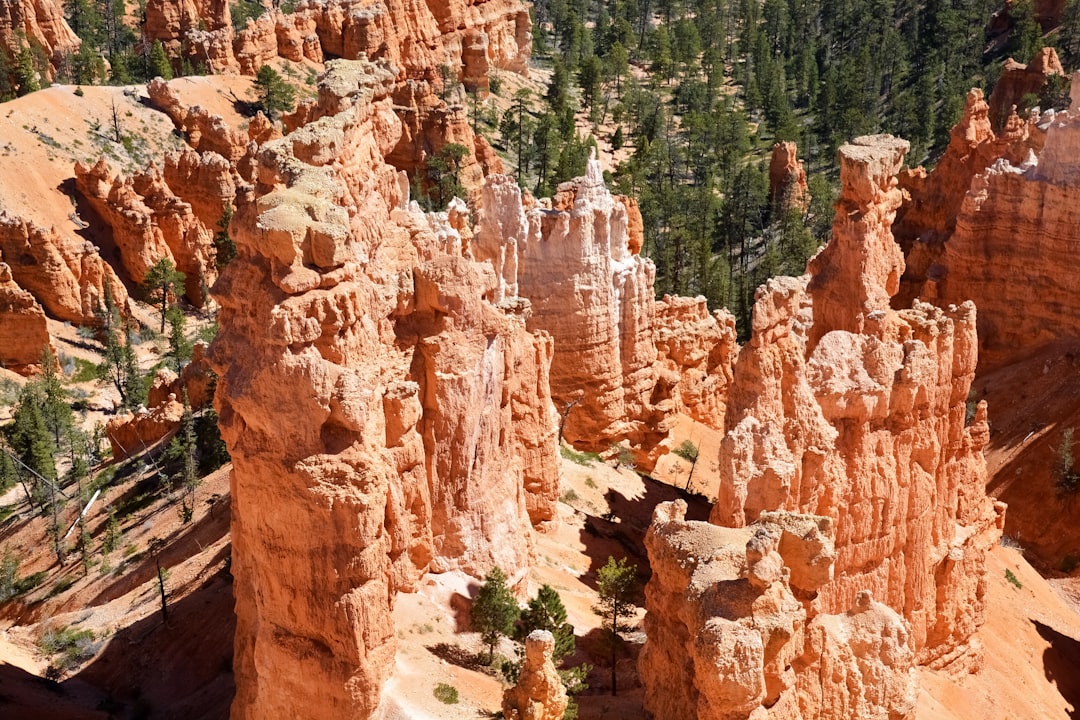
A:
166;305;192;372
214;204;237;270
148;40;172;80
100;324;144;410
14;43;39;95
143;257;186;334
426;143;469;208
38;347;73;447
253;64;295;120
592;556;639;696
472;567;520;662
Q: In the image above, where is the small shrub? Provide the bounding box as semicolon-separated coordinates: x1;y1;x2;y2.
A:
70;357;103;383
672;440;699;463
433;682;459;705
38;625;99;671
560;445;600;466
1005;568;1022;589
14;571;46;595
50;576;75;597
561;489;579;504
1055;428;1080;496
584;477;597;489
611;444;635;468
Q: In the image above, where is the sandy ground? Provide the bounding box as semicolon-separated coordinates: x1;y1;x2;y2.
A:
917;545;1080;719
0;84;184;233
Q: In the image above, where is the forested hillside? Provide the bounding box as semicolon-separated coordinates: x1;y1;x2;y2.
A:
504;0;1080;332
13;0;1080;334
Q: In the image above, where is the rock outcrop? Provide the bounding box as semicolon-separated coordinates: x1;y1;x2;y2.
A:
501;630;569;720
106;394;186;460
147;78;274;164
0;213;128;325
210;59;557;720
641;500;916;720
987;47;1065;130
0;261;52;374
642;134;1003;720
144;0;530;86
768;141;809;212
144;0;526;195
713;135;1003;668
74;158;219;303
893;84;1042;308
927;91;1080;370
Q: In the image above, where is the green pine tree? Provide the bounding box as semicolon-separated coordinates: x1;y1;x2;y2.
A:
472;567;520;662
143;257;186;334
592;556;639;696
253;64;296;120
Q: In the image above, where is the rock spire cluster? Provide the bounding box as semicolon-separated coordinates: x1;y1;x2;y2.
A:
640;135;1005;720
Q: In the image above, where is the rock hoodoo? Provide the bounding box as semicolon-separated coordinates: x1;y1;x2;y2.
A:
475;161;739;467
501;630;570;720
211;59;557;720
642;134;1004;719
768;140;809;212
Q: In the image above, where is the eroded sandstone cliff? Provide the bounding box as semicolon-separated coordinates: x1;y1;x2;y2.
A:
474;161;739;468
0;260;52;374
211;58;557;719
925;78;1080;371
0;0;79;85
641;135;1005;720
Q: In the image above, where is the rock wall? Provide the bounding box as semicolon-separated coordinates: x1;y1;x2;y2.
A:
210;59;558;720
718;135;1003;665
0;261;52;374
0;212;128;325
930;99;1080;370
